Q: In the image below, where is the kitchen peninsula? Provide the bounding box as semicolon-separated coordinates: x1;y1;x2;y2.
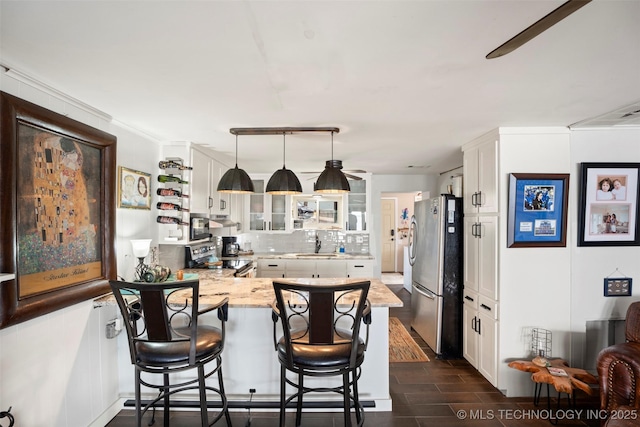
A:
95;274;402;411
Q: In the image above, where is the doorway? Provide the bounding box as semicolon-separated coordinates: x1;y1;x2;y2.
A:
380;198;396;272
380;192;421;275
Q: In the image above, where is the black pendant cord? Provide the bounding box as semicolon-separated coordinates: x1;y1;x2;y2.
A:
282;132;287;168
330;131;334;162
234;134;239;168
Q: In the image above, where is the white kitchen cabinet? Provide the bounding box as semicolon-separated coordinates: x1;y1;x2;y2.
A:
209;156;232;216
346;260;374;278
462;289;498;387
190;147;232;216
284;259;347;278
316;260;348;278
463;137;498;214
247;179;289;232
462;132;499;387
189;147;212;214
462;289;479;367
257;258;372;278
284;260;317;278
257;259;285;278
346;178;368;231
162;142;235;221
463;215;498;299
477;295;498;385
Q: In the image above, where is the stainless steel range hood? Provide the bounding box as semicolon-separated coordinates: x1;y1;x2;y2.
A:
209;215;238;228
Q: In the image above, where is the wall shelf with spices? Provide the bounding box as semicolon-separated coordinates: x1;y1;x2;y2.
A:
157;158;191;241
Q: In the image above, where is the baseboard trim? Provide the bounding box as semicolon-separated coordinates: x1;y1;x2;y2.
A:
123;399;376;410
89;398;126;427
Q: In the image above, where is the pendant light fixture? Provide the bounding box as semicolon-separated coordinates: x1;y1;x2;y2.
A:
217;134;255;193
315;131;350;193
266;132;302;194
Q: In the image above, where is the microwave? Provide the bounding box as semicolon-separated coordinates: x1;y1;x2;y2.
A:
190;214;211;241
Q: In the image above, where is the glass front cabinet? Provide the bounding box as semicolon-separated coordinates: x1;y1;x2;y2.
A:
248;179;288;231
245;174;370;233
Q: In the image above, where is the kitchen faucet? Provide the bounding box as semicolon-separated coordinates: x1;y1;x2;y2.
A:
315;234;321;253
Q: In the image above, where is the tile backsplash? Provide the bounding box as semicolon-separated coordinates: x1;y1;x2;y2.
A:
236;230;369;254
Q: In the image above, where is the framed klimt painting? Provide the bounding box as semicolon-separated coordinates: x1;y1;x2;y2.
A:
507;173;570;248
578;162;640;246
0;91;117;328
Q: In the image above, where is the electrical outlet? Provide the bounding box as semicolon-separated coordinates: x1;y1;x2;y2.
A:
106;321;118;339
249;388;256;393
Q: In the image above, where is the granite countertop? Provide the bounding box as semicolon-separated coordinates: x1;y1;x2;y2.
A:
254;253;374;260
94;272;402;309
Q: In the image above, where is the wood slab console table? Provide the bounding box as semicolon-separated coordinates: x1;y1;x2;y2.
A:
509;359;598;424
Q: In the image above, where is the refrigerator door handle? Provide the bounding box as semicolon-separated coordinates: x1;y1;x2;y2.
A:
412;283;436;299
408;215;417;266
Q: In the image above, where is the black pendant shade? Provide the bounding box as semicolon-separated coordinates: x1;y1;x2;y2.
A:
315;160;350;193
266;133;302;194
217;165;255;193
266;167;302;194
217;134;255;193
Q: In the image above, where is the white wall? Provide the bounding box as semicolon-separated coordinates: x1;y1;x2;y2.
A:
0;71;161;426
494;128;573;396
371;174;438;277
489;126;640;397
569;128;640;368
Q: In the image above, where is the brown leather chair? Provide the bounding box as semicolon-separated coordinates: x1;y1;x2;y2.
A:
596;301;640;427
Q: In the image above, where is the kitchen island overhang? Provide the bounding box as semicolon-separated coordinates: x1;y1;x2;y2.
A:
95;274;403;412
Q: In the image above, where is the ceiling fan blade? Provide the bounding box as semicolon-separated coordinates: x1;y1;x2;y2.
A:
344;173;363;181
303;172;364;181
486;0;592;59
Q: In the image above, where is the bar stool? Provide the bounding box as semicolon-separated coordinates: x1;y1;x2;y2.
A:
271;279;371;427
110;279;232;427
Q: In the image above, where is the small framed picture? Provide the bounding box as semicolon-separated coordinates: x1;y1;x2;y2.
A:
603;278;633;297
507;173;570;248
578;163;640;246
118;166;151;209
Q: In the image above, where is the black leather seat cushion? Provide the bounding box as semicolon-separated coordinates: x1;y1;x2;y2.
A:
277;329;365;369
135;325;222;366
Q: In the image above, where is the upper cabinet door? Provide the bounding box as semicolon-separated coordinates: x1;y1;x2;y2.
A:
189;147;212;214
347;179;367;231
463;138;498;214
476;141;498;214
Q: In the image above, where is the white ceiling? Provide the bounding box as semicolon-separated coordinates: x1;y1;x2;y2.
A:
1;1;639;176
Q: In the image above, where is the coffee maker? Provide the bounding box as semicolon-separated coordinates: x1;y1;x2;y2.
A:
222;236;239;257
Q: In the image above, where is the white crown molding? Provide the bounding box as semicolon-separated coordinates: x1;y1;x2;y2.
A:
2;64;112;121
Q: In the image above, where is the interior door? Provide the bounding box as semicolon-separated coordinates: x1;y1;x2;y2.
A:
381;198;396;272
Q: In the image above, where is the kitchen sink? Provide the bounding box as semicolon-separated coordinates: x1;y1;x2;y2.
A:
292;253;339;258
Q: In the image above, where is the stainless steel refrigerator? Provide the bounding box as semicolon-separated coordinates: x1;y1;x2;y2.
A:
409;194;463;359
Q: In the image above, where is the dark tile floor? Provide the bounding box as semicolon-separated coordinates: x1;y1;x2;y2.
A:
106;284;600;427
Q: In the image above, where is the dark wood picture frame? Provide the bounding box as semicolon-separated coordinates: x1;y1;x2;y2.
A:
507;173;570;248
577;162;640;247
0;92;117;328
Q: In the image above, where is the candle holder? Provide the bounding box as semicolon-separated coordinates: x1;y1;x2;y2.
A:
531;328;551;367
130;239;152;282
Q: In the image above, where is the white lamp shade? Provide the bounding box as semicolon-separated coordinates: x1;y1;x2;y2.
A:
130;239;152;258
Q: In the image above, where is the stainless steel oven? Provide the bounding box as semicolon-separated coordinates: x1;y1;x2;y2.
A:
185;242;253;277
